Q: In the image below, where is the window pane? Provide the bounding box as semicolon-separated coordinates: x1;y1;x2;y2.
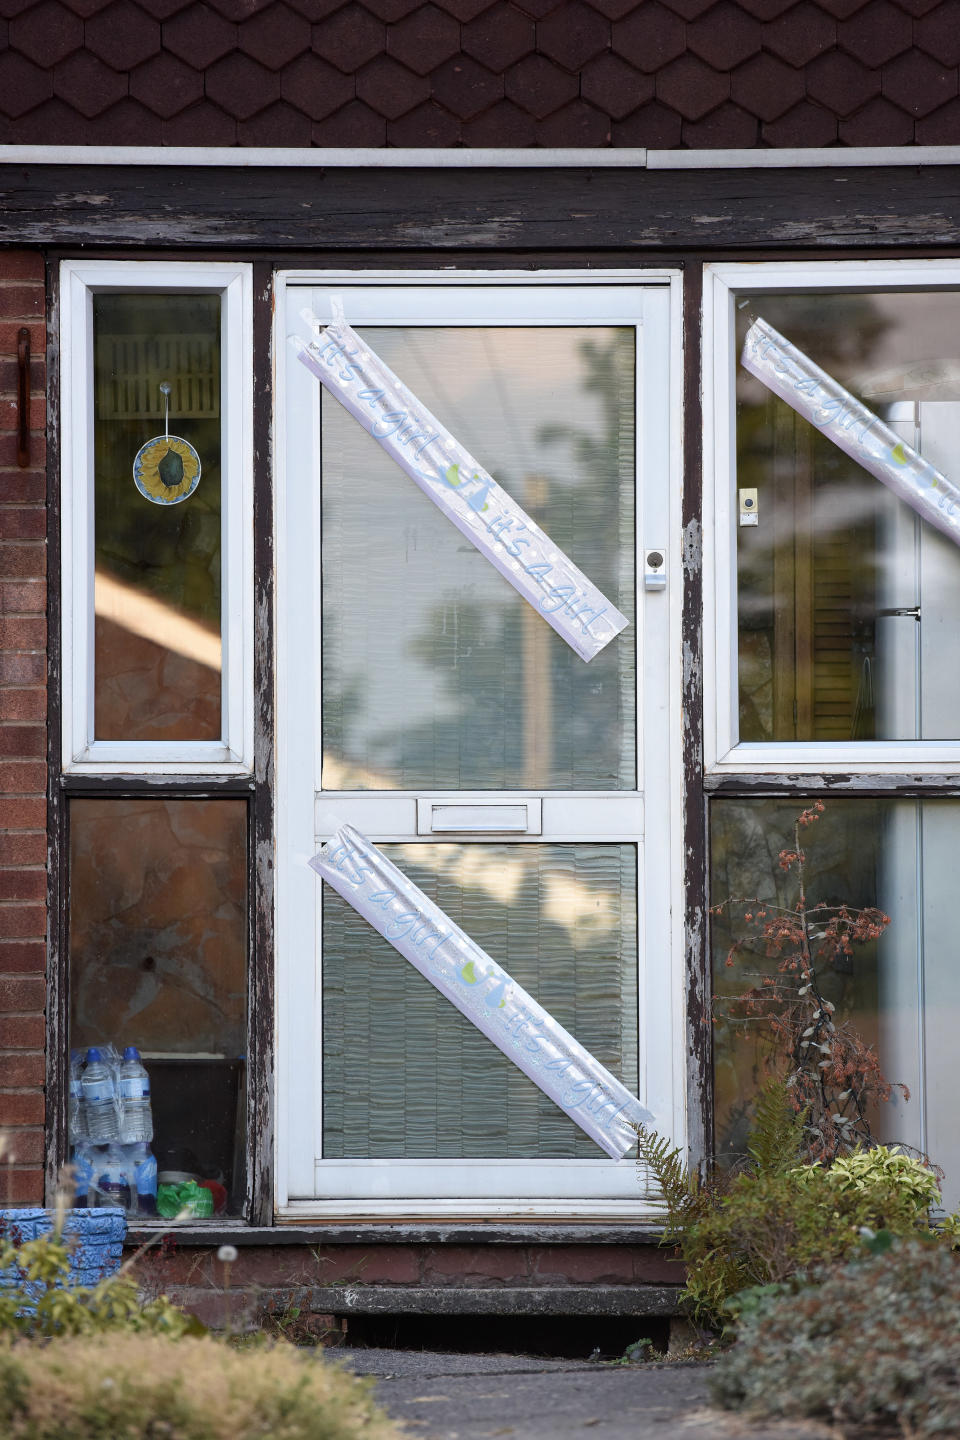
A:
70;798;246;1214
322;843;638;1158
321;327;636;791
711;797;960;1207
93;295;222;741
736;292;960;742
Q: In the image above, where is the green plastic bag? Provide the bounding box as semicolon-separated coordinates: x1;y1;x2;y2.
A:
156;1180;214;1219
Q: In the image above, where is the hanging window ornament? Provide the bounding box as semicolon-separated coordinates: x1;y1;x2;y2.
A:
132;381;201;505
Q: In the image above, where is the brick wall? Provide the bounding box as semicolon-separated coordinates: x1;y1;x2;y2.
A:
0;252;46;1207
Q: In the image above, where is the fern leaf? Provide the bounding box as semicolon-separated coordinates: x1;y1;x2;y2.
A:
746;1078;807;1176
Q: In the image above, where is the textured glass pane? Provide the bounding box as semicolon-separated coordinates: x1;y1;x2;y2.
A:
93;294;222;741
711;797;960;1207
736;291;960;742
70;799;246;1213
322;843;638;1158
322;328;636;791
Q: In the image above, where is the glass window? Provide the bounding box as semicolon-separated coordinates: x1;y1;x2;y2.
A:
734;290;960;744
711;796;960;1207
93;294;222;742
321;326;636;791
322;842;638;1159
69;798;247;1216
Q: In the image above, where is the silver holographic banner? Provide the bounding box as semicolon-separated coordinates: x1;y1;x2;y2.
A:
293;306;630;662
310;825;652;1160
742;316;960;547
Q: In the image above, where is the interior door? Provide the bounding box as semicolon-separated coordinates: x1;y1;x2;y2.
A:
275;274;682;1218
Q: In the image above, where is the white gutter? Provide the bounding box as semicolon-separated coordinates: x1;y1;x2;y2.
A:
1;145;960;169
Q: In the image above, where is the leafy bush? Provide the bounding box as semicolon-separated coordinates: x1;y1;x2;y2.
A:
638;1081;946;1330
0;1232;196;1339
712;1240;960;1438
0;1332;402;1440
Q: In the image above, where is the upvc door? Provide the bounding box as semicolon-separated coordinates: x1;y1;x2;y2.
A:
275;272;684;1219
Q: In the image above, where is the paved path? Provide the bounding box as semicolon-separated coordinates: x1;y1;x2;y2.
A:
338;1349;832;1440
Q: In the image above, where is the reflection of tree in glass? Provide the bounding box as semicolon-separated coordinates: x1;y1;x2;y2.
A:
364;333;636;791
736;296;893;743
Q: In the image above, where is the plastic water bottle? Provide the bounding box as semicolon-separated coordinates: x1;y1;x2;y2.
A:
80;1047;119;1143
71;1143;93;1209
128;1142;157;1216
68;1052;86;1144
118;1047;153;1144
94;1144;131;1211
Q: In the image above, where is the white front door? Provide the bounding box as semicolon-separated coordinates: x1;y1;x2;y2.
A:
275;271;684;1219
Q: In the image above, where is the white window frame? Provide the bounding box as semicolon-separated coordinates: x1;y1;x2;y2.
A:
704;259;960;776
60;259;254;774
273;268;686;1219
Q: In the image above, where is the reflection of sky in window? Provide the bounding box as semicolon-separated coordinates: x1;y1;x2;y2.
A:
321;327;628;780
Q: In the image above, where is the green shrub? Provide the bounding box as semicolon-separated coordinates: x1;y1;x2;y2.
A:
0;1233;195;1339
638;1080;945;1330
712;1240;960;1438
0;1332;402;1440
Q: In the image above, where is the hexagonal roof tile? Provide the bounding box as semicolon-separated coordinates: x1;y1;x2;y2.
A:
85;2;162;71
388;5;461;77
537;2;609;73
239;3;311;70
10;1;82;66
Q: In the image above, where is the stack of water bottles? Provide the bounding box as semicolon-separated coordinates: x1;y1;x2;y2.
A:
69;1045;158;1216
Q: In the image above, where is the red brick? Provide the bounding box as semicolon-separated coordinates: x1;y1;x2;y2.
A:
883;49;958;117
313;5;386;73
0;797;45;827
0;1052;42;1086
432;54;502;118
0;1166;43;1204
237;100;313;143
0;1016;44;1050
537;96;610;142
656;53;729;119
239;3;310;68
130;53;204;119
582;52;653;116
314;1246;422;1284
537;1;609;71
731;51;805;120
388;5;461;76
311;98;386;143
763;3;835;66
0;974;43;1009
0;254;43;284
0;727;44;760
423;1245;527;1283
0;655;44;684
463;4;535;70
0;323;44;354
683;97;758;143
0;1091;43;1125
0;474;44;505
531;1245;635;1283
0;1126;43;1163
762;98;839;144
0;543;44;580
388;99;462;144
0;904;45;939
0;618;45;649
0;760;44;794
0;509;45;542
0;870;46;901
0;359;44;398
280;54;354;120
0;580;46;614
164;3;237;68
0;941;44;973
612;98;683;144
462;96;536;142
0;828;45;860
840;93;914;143
633;1248;685;1283
357;54;430;117
0;286;42;320
0;396;45;432
504;52;576;115
0;435;45;468
614;2;685;73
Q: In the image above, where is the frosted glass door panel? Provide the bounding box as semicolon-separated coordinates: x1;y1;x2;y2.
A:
321;328;636;792
322;843;638;1159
